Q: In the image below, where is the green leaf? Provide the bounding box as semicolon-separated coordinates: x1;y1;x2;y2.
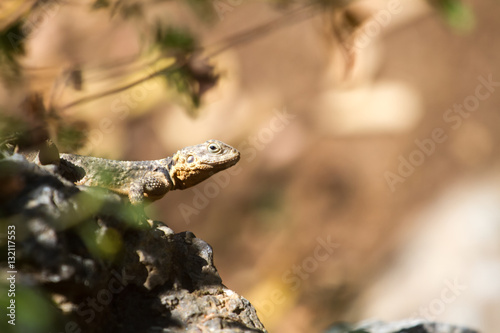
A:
0;284;56;333
162;67;200;111
0;21;26;75
434;0;475;32
56;121;87;152
155;26;196;53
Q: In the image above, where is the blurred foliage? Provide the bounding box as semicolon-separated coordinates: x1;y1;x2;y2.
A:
0;283;57;333
78;219;123;260
54;121;88;152
0;21;25;77
0;0;220;151
164;67;202;109
153;25;203;111
431;0;475;32
155;26;196;54
0;114;28;148
0;0;474;151
92;0;111;10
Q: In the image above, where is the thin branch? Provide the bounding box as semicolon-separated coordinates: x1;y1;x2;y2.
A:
57;2;325;111
203;3;318;58
58;60;180;111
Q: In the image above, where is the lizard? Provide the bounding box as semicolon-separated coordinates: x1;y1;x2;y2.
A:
58;140;240;205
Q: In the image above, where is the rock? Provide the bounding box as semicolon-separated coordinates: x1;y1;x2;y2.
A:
325;319;479;333
0;153;267;333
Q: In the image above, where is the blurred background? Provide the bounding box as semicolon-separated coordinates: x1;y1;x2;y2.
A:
1;0;499;332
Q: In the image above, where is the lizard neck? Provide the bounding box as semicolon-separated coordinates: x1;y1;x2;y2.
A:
166;158;178;189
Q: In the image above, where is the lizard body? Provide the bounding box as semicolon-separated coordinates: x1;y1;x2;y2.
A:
59;140;240;204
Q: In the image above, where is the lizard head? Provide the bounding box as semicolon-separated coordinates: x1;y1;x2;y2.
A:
169;140;240;190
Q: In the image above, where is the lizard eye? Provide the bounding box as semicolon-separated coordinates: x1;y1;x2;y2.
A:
207;142;221;153
187;155;195;163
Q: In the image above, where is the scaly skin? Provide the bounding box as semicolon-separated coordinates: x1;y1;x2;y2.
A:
59;140;240;204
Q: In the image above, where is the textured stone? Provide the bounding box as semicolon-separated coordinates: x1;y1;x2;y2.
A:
0;153;266;333
326;319;479;333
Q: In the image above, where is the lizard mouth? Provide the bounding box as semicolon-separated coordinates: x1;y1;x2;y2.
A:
202;153;239;169
225;152;240;165
216;150;240;166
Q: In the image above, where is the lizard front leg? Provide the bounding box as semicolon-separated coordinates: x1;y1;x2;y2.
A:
128;172;173;205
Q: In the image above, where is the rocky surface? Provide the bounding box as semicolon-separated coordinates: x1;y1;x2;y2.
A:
0;152;266;333
326;319;479;333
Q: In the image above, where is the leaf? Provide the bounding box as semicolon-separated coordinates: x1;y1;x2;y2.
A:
56;121;88;152
155;26;196;53
0;20;26;75
433;0;475;32
163;67;201;109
